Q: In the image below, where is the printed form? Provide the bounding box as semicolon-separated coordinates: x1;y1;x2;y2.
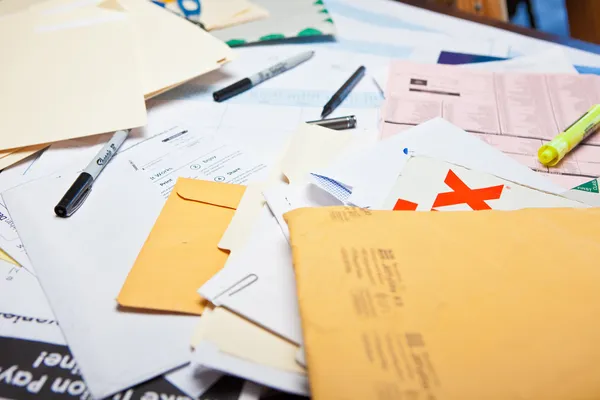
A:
382;61;600;188
123;125;268;198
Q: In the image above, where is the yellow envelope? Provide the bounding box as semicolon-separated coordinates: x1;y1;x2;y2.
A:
118;178;246;314
285;207;600;400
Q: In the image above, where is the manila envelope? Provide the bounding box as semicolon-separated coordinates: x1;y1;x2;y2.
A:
118;178;246;314
285;206;600;400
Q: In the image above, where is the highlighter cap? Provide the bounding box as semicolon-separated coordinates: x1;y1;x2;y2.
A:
538;140;569;167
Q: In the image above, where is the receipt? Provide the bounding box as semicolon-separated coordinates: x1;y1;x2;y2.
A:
124;125;269;198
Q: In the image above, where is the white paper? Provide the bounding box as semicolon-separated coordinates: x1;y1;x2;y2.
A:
200;205;304;344
123;124;268;198
314;118;566;210
0;156;43;273
464;48;578;73
0;261;221;400
325;0;600;67
163;363;222;400
2;155;199;399
263;183;342;241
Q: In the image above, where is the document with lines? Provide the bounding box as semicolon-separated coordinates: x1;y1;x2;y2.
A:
124;125;268;198
382;61;600;188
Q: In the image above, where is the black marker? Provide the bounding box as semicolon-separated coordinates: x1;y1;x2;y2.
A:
54;129;130;218
321;66;366;118
213;51;315;102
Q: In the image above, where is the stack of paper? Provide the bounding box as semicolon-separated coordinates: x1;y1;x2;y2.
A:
4;0;600;398
0;0;234;167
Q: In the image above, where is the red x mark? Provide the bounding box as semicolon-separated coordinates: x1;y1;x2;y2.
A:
432;170;504;210
393;199;419;211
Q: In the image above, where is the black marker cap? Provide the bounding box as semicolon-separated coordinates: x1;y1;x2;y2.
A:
213;78;252;102
54;173;94;218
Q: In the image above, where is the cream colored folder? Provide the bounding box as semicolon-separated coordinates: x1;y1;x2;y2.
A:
0;7;147;150
32;0;236;98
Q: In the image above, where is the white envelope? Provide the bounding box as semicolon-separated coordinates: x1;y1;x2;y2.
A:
314;118;565;208
193;307;308;396
263;182;342;241
2;156;199;399
201;205;303;344
204;124;364;343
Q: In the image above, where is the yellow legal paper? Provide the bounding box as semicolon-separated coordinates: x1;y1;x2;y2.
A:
0;6;147;151
285;206;600;400
118;178;246;314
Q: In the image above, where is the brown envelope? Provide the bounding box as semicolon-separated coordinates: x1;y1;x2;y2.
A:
285;206;600;400
118;178;245;314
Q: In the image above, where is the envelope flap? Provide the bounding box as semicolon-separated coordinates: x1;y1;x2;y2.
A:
175;178;246;209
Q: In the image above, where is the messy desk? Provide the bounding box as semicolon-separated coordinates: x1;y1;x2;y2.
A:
2;0;600;399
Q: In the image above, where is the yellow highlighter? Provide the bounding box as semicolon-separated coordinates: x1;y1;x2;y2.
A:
538;104;600;166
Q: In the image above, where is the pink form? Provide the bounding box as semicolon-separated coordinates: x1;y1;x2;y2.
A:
382;61;600;188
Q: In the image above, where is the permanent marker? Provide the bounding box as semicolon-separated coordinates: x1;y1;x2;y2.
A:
213;51;315;102
321;66;366;118
54;129;130;218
